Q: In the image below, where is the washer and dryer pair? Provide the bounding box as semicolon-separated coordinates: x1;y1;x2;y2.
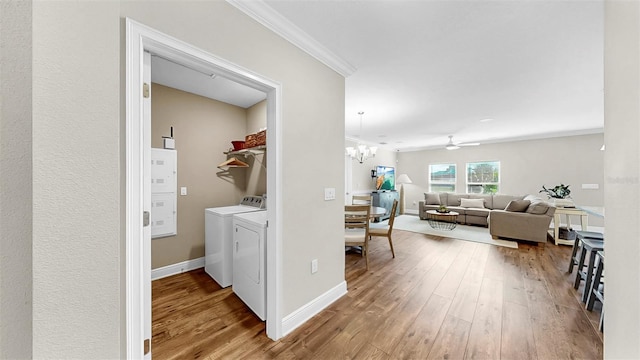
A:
204;195;267;321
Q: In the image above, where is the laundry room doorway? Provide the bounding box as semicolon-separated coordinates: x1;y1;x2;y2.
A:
125;19;283;359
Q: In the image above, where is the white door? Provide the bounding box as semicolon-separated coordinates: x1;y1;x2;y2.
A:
142;50;152;359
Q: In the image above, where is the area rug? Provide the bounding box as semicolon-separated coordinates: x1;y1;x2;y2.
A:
379;215;518;249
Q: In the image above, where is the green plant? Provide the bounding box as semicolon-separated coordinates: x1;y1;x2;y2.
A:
437;204;449;213
539;184;571;199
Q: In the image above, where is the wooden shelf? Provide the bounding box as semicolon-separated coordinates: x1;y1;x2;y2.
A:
224;145;266;156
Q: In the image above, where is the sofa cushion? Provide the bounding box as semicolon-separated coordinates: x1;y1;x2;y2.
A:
460;198;485;208
526;201;550;215
470;194;493;209
505;199;531;212
465;208;491;217
492;194;524;210
424;192;441;205
447;193;469;207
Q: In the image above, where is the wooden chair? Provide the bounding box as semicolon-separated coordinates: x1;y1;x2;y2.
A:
345;205;371;270
352;194;372;205
369;199;397;258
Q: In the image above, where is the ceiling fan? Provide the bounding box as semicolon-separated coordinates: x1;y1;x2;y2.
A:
445;135;480;150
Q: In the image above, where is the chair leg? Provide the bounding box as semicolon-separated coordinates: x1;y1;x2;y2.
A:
364;243;369;270
574;246;587;289
568;237;580;273
586;256;603;310
387;235;395;258
582;250;598;303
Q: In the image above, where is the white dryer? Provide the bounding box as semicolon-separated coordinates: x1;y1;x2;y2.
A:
204;196;265;288
232;210;267;321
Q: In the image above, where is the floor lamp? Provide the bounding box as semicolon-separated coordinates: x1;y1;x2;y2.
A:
396;174;413;214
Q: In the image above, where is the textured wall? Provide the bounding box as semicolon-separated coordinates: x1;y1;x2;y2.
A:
32;2;121;357
604;0;640;357
150;84;249;269
0;0;33;358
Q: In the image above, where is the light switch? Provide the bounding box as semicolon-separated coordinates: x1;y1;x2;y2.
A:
180;187;187;195
324;188;336;201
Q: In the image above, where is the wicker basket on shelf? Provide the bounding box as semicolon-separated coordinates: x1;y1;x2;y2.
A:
245;133;257;148
256;130;266;146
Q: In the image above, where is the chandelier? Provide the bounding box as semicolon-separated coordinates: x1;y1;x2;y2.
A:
346;112;377;164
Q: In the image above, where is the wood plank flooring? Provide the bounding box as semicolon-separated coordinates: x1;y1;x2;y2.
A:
151;229;603;359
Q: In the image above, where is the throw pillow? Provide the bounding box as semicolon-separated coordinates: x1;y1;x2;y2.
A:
526;201;550;215
460;198;485;208
425;192;441;205
505;199;531;212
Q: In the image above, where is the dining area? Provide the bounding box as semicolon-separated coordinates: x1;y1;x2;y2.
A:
344;194;398;270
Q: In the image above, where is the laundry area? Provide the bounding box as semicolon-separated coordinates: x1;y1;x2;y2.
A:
148;54;270;358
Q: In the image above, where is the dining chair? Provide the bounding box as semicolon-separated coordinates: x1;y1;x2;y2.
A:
369;199;397;258
352;194;372;205
345;204;371;270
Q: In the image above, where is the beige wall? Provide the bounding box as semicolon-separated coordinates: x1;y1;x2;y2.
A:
346;138;398;195
604;1;640;357
28;1;345;357
397;134;605;226
0;0;32;358
150;84;253;269
246;100;267;197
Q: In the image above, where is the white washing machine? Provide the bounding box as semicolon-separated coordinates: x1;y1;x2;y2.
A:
205;196;265;288
232;210;267;321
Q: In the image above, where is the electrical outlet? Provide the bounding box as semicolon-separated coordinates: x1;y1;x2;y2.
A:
413;201;417;205
311;259;318;274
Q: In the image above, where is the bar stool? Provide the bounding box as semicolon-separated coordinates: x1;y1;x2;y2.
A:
586;251;604;332
574;237;605;303
568;231;604;273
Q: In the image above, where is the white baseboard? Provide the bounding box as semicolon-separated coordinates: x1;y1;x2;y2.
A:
403;209;419;216
151;257;204;281
281;280;347;337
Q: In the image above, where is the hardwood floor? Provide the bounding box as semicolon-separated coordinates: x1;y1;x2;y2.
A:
152;229;603;359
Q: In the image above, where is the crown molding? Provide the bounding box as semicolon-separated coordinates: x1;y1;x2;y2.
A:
227;0;357;77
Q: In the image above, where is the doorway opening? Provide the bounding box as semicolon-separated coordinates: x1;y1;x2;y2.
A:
125;19;283;358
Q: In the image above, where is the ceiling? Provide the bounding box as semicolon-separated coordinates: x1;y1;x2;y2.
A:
151;55;266;108
153;1;605;152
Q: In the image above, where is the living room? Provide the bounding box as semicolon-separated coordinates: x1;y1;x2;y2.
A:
348;133;604;228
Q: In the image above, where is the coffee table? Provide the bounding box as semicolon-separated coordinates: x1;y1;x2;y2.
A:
425;210;459;230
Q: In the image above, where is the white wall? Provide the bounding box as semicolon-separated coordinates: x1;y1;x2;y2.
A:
397;134;605;225
604;1;640;357
0;1;32;358
29;1;345;357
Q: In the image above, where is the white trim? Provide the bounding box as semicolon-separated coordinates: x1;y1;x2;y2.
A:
151;257;205;281
281;281;347;337
126;18;285;356
226;0;356;77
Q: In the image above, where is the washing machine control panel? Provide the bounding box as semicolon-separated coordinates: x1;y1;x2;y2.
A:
240;196;265;209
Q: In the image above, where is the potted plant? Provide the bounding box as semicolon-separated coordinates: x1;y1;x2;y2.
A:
436;204;450;213
539;184;574;207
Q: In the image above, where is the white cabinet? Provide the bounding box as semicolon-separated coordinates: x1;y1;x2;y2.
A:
151;148;177;238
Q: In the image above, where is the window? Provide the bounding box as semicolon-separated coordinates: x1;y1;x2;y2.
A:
466;161;500;194
429;164;456;192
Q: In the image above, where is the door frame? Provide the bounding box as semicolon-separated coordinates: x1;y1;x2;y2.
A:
125;18;283;358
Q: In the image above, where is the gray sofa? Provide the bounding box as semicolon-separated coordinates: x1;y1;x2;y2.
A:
418;192;556;243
